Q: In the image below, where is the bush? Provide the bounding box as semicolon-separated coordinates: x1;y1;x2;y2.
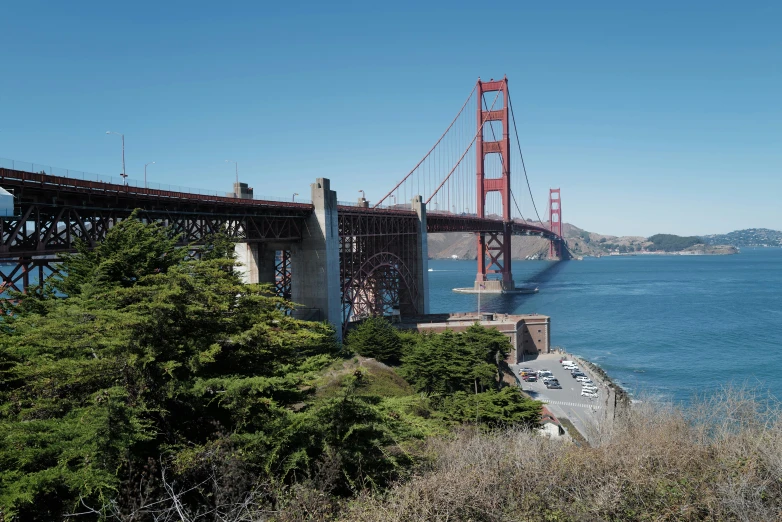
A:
339;388;782;522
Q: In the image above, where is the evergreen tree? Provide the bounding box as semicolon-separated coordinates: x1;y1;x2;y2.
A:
345;316;403;365
0;214;338;518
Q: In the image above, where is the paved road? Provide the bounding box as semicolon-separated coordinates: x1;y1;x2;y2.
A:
510;353;615;443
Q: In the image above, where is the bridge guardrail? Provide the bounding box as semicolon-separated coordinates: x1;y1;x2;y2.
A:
0;158;313;205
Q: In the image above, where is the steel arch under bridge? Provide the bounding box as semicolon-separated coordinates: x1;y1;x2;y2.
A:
337;209;423;332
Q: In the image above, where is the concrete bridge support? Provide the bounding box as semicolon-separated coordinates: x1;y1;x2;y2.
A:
411;196;430;315
234;243;276;286
289;178;342;339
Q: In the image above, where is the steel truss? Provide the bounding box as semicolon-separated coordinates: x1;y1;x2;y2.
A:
0;167;310;293
275;250;292;300
338;210;421;329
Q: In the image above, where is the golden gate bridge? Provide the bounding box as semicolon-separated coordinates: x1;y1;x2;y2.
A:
0;77;565;338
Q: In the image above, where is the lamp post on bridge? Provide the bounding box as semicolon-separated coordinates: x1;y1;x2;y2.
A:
358;189;365;199
105;131;126;184
292;192;298;202
144;161;155;188
389;194;396;207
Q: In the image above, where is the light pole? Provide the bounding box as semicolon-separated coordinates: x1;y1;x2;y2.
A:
225;160;238;185
358;189;365;200
389;194;396;207
106;131;126;184
144;161;155;188
292;192;299;202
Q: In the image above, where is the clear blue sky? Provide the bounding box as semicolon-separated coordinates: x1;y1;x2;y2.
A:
1;1;780;237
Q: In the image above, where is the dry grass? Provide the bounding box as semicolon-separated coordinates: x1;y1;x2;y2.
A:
333;387;782;522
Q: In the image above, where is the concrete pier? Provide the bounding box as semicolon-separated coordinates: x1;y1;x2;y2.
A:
290;178;342;339
234;243;277;286
411;195;430;315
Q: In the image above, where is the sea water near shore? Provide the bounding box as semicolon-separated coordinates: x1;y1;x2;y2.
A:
427;248;782;403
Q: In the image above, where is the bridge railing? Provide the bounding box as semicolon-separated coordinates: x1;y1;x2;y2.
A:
0;158;314;205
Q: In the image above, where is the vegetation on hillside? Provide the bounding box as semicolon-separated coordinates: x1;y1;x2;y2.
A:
646;233;703;252
338;388;782;521
0;213;541;519
4;214;772;520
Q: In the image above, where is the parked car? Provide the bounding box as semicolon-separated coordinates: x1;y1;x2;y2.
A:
542;376;558;382
576;376;591;383
525;375;537;382
546;381;562;389
581;385;598;393
571;371;586;378
581;390;598;398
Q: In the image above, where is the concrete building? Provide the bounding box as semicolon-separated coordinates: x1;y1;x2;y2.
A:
398;312;550;364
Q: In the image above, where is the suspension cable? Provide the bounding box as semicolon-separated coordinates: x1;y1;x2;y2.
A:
374;84;478;207
426;89;503;205
508;90;543;224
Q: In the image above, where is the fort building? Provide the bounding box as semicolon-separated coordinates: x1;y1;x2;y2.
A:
396;312;550;364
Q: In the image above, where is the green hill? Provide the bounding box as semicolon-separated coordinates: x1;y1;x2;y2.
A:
647;233;702;252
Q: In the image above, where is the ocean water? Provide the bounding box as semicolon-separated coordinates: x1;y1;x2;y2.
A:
427;248;782;403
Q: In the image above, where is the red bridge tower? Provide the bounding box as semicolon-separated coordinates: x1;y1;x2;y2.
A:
474;77;515;292
549;188;563;259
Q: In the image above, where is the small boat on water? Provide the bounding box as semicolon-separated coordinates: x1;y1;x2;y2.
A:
515;285;539;294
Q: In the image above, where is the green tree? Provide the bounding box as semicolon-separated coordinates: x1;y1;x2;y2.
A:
0;215;338;518
345;316;403;365
268;373;413;495
438;387;542;429
399;325;510;397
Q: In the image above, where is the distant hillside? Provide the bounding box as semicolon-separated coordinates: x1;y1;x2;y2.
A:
702;228;782;248
427;223;738;259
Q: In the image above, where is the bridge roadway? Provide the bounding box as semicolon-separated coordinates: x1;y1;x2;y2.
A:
1;167;563;337
0;166;560;258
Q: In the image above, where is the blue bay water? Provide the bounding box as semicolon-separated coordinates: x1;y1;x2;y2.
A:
427;249;782;403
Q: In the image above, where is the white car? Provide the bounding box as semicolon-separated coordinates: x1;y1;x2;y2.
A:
581;390;599;398
542;376;557;382
576;376;591;383
582;386;598;393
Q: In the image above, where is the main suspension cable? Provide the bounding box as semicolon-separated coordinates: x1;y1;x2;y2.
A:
374;84;478;207
508;90;543;224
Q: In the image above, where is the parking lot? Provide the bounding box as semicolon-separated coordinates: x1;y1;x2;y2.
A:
510;352;615;442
